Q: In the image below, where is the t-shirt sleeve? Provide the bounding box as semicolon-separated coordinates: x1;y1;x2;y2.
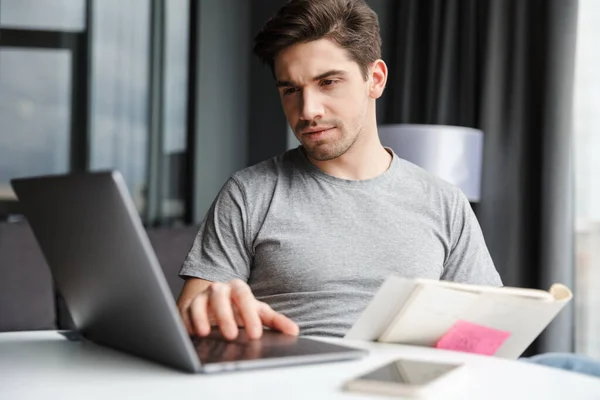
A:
441;189;503;286
179;177;252;282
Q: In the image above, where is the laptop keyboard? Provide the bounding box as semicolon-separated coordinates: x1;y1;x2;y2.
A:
190;329;301;363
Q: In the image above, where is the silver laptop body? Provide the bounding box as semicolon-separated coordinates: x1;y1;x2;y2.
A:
11;171;367;373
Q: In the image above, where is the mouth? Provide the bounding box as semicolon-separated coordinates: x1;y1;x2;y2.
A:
301;127;335;140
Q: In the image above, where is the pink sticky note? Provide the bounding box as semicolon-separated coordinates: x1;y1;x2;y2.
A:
434;320;511;356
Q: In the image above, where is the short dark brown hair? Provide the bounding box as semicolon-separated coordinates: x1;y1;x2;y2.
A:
253;0;382;80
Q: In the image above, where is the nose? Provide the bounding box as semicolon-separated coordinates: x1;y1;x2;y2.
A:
299;89;324;122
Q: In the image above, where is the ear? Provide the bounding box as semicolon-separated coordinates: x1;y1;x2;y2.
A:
368;59;388;99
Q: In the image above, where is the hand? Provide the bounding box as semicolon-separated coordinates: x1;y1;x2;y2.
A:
179;279;299;340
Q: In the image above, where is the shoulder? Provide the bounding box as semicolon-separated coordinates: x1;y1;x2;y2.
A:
394;156;465;205
392;156;477;252
228;147;300;196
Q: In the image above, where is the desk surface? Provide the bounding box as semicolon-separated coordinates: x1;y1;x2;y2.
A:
1;331;599;400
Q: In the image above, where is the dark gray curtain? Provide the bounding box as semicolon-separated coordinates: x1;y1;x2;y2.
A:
382;0;579;355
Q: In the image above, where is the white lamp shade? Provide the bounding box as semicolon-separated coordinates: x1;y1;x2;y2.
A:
378;124;484;202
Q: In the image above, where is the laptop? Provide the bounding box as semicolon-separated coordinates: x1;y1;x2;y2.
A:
10;171;367;373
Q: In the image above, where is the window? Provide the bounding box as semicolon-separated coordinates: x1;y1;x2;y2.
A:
574;0;600;358
0;0;190;224
88;0;151;211
89;0;190;223
0;0;85;32
0;49;71;181
0;0;87;208
161;0;189;222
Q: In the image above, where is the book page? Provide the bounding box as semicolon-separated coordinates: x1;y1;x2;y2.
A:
379;285;479;345
459;293;570;359
549;283;572;302
417;279;555;301
344;276;418;341
345;276;572;359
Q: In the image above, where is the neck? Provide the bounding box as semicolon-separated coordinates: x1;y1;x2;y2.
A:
305;123;392;181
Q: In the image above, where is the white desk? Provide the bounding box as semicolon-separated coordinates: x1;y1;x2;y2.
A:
1;331;599;400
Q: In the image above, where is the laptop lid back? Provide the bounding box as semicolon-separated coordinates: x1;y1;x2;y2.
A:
11;171;200;372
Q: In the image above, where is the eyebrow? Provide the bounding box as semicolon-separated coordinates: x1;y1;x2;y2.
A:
275;69;347;88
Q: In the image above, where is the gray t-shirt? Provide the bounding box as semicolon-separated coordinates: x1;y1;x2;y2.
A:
180;147;502;337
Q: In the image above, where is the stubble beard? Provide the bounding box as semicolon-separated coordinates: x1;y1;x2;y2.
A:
300;124;361;161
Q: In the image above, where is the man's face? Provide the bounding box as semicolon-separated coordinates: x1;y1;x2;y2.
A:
273;39;372;161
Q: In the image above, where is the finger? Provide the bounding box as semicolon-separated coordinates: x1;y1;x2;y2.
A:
232;308;245;327
209;282;239;340
215;307;244;327
257;302;300;336
188;294;211;337
177;301;194;335
209;308;243;326
230;279;263;340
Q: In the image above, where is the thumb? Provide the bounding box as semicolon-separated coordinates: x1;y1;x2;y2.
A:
257;302;300;336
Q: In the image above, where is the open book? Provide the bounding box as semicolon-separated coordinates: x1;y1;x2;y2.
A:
345;276;572;359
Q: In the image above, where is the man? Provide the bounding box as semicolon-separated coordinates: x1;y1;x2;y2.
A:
176;0;502;342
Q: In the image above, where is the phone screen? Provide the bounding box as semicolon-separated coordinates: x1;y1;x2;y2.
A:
355;358;462;386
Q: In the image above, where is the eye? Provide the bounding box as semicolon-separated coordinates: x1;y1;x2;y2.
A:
283;87;298;96
321;79;336;87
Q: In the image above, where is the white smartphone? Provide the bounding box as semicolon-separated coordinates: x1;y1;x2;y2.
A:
343;358;465;398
